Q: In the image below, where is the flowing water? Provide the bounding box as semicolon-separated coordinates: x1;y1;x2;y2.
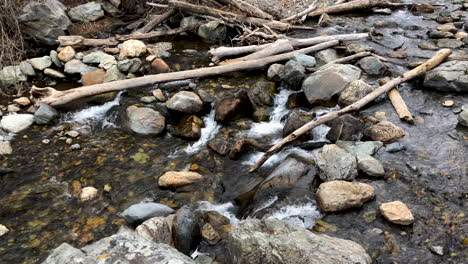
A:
1;1;467;263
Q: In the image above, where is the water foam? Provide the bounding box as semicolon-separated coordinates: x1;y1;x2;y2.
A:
241;147;315;169
184;106;221;155
264;202;322;229
196;201;239;225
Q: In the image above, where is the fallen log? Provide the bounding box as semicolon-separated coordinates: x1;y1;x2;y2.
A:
31;40;339;107
137;9;175;34
249;49;452;172
168;0;311;31
307;0;394;18
116;24;200;41
219;39;294;65
387;89;413;123
57;36;119;47
209;33;369;61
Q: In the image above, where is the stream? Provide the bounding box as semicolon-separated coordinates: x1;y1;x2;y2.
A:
1;0;467;263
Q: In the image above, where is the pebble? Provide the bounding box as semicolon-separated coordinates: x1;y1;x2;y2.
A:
80;187;98;201
429;245;444;256
71;144;81;150
42;139;50;144
66;138;73;145
442;100;454;107
385;142;405;153
66;131;80;138
103;184;112;192
0;224;9;237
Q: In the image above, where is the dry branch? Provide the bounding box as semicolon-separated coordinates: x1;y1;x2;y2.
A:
282;0;319;22
387;89;413;123
137;9;175;34
31;40;339;107
307;0;393;18
218;0;273;20
249;49;452;172
117;24;199;41
58;36;119;47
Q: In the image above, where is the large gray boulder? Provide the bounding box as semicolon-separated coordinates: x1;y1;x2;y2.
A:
126;106;166;135
423;61;468;92
228;219;372;264
68;2;105;22
41;232;194;264
121;202;174;225
18;0;72;45
302;64;361;105
314;144;358;182
166;91;203;113
0;66;27;86
279;60;306;90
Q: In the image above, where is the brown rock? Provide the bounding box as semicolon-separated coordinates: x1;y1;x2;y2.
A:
387;50;408;59
13;97;31;106
364;121;405;142
201;223;221;245
380;201;414;225
58;46;76;62
152;89;167;102
411;4;435;13
151;58;171;74
81;69;106;86
69;180;82;198
316;181;375;212
215;98;242;122
104;47;120;54
436;23;457;33
158;171;203;188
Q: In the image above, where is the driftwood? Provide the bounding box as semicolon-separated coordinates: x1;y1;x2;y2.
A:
168;0;312;31
387;89;413;123
57;36;119;47
308;0;393;17
249;49;452;172
210;33;369;61
117;24;200;41
31;40;339;106
282;0;319;22
306;51;372;71
219;39;294;65
137;9;175;34
218;0;273;20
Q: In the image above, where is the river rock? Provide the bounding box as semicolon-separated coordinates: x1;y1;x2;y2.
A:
121;202;174;225
151;58;171;73
279;60;306;90
326;114;363;142
458;110;468;127
0;66;27;86
81;69;106;86
41;232;194;264
359;57;387;76
79;187;98;201
356;153;385;177
152;89;166;102
44;68;66;78
336;140;383;156
140;96;156;104
99;56;117;70
18;0;72;45
315;48;339;65
180;16;202;29
364;121;405;142
248;81;276;108
267;64;284;81
34;103;59;124
197;20;227;43
19;61;36;76
316;181;375;212
315;144;358;182
50;50;63;67
379;201;414;225
0;224;8;237
0;114;34;133
126;106;165;135
120;40;147;58
437;23;457;33
228;219;372;264
83;51;114;64
303;64;361;105
29;56;52;71
423;61;468;92
118;58;142;73
428;30;453;39
437;39;464;48
64;60;99;75
13;97;30;106
282;110;314;137
207;138;231;156
166;91;203;113
68;2;104;22
135;216;174;245
201;223;220;245
0;141;13;155
261;157;316;189
158;171;204;188
58;46;75;62
292;53;317;67
172;115;204;140
173;206;200;255
215;98;243;122
103;65;125;82
338;80;374;106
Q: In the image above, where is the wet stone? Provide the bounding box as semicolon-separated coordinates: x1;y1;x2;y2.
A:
44;68;66;78
356;153;385;177
34;103;59;124
215;98;243;122
135;216;174;245
316;180;375;212
279;60;306;90
436;39;464;48
338;80;374;106
126;106;166;135
166;91;203;113
172;115;204;140
315;144;358;182
428;30;454;39
379;201;414;225
364;121;405;143
121;202;174;225
0;141;13;155
359;57;387;76
79;187;98;201
151;58;171;73
140;96;156;104
158;171;204;188
29;56;52;70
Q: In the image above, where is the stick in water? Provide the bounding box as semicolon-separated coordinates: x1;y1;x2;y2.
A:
248;49;452;172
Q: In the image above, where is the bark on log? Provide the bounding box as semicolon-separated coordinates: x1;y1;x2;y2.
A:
168;0;310;31
218;0;273;20
209;33;369;61
249;49;452;172
219;39;294;64
307;0;393;18
58;36;119;47
387;89;413;123
31;40;339;107
137;9;175;34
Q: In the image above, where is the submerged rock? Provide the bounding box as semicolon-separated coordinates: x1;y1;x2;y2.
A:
135;216;174;245
282;110;314;137
261;158;316;189
248;81;276;108
18;0;72;45
126;106;166;135
158;171;204;188
315;144;358;182
197;20;227;43
364;121;405;142
172;115;204;140
423;61;468;92
68;2;104;22
359;57;387;76
1;114;34;133
303;64;361;105
379;201;414;225
34;103;58;124
151;58;171;73
356;153;385;177
316;181;375;212
339;80;374;106
166;91;203;113
41;232;194;264
121;203;174;225
228;219;372;264
79;187;98;201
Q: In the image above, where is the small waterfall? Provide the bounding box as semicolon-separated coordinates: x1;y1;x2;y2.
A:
263;202;322;229
184;106;221;155
62;92;123;127
196;201;239;225
248;89;293;139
